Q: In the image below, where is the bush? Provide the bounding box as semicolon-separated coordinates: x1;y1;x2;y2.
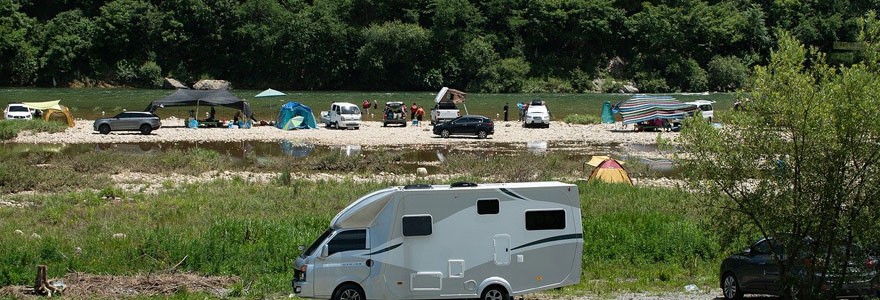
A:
483;57;531;93
634;72;670;93
564;113;602;125
0;120;68;140
137;61;163;87
521;77;575;93
707;55;749;91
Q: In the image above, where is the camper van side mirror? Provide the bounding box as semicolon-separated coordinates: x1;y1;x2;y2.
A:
319;244;329;259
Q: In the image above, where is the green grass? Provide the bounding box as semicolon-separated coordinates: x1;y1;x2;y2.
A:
563;113;603;124
0;179;725;298
0;119;68;140
0;88;737;121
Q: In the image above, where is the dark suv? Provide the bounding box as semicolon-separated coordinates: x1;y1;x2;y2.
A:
93;111;161;135
720;236;878;299
432;115;494;139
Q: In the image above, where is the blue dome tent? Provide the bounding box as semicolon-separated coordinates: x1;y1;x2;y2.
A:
276;102;317;130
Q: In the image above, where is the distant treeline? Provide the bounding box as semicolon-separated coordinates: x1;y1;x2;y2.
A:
0;0;875;92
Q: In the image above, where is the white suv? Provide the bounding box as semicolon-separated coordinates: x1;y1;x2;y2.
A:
524;102;551;128
4;103;34;120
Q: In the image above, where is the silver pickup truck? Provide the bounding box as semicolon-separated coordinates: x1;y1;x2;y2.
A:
93;111;161;135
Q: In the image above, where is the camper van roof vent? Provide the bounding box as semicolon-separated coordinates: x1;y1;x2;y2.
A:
404;184;433;190
450;181;478;188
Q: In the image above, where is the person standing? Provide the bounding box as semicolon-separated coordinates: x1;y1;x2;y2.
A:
503;103;509;121
410;102;418;120
363;100;371;115
372;100;378;110
416;106;425;126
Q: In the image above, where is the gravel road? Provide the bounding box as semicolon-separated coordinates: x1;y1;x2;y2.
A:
10;119;675;147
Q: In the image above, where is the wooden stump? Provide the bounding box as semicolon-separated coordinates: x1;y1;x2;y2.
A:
33;265;59;296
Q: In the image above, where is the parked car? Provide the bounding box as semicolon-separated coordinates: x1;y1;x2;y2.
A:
719;236;878;299
292;181;583;300
684;100;715;122
523;100;551;128
383;101;407;127
4;103;34;120
433;115;494;139
93;111;161;135
431;87;465;124
320;102;361;130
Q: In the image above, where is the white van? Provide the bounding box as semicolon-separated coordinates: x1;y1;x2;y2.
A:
321;102;362;130
293;181;583;300
684;100;715;122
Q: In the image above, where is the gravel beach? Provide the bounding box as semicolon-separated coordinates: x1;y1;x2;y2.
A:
10;119;676;146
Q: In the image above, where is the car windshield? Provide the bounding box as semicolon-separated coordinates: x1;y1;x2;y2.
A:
301;228;333;257
341;106;360;114
699;105;712;111
8;106;28;112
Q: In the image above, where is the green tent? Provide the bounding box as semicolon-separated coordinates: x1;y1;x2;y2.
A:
601;101;615;123
276;101;317;130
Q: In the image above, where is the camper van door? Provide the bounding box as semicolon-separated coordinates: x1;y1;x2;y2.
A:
312;229;371;297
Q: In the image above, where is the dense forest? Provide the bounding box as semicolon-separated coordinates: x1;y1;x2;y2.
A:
0;0;876;92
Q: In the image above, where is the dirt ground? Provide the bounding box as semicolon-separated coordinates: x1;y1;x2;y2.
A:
0;272;239;298
9;119;675;146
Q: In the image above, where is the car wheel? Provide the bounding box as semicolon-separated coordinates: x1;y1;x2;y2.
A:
139;124;152;135
325;122;331;128
481;285;508;300
99;124;111;135
478;130;487;139
722;273;743;299
332;283;364;300
440;129;450;138
333;122;338;129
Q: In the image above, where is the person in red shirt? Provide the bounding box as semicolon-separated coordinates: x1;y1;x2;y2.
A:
363;100;370;116
410;103;418;120
416;106;425;126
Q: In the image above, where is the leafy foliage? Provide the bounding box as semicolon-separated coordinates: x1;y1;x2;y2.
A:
0;1;873;92
678;16;880;298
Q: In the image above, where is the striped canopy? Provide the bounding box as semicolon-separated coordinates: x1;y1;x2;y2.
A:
616;95;698;125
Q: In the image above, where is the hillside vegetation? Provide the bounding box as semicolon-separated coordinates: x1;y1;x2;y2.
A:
0;0;872;92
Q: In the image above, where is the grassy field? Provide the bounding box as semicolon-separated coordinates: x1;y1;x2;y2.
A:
0;179;727;298
0;88;737;121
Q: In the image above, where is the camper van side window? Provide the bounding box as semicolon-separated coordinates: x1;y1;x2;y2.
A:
477;199;499;215
402;215;432;236
525;210;566;230
327;229;367;256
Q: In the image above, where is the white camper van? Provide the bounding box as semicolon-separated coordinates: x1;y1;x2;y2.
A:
293;181;583;300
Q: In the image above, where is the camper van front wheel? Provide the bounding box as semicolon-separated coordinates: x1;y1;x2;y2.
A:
481;285;508;300
332;283;364;300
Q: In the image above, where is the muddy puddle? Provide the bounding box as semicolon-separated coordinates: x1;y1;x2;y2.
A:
0;141;678;176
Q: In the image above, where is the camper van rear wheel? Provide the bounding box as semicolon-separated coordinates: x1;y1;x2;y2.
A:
332;283;364;300
481;285;508;300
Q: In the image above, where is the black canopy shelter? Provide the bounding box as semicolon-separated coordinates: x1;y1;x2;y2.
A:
145;89;254;120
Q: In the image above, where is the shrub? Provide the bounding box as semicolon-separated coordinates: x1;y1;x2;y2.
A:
137;61;163;87
707;55;749;91
564;113;602;125
483;57;531;93
634;72;670;93
0;120;68;140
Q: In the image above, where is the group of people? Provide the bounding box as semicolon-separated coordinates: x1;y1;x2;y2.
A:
362;100;426;126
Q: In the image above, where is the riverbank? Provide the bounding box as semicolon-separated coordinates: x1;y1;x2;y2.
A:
10;120;674;147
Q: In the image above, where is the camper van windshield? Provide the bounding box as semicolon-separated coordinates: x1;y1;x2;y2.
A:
301;228;333;257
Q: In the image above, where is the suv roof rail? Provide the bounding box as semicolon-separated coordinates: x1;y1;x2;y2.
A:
404;184;432;190
450;181;478;188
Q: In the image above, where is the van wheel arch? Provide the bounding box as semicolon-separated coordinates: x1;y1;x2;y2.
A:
480;284;510;300
332;282;365;300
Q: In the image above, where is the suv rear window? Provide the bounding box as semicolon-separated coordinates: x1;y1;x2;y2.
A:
437;102;457;109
